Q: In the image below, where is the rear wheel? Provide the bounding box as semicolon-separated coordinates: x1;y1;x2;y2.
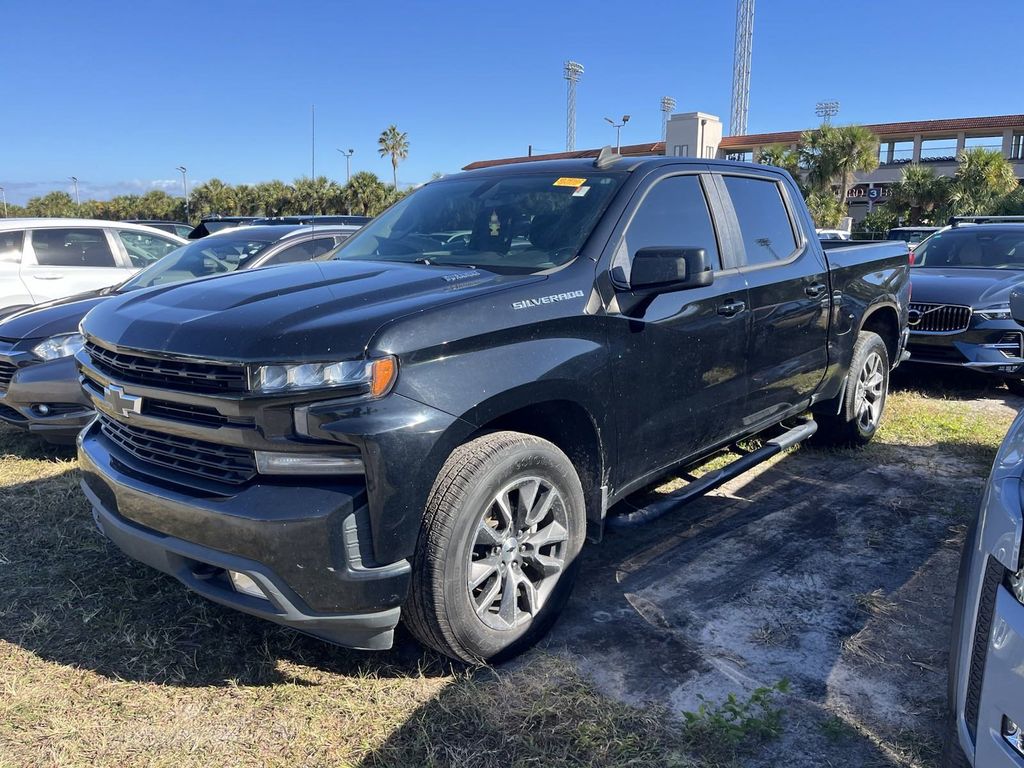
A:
813;331;890;447
404;431;586;663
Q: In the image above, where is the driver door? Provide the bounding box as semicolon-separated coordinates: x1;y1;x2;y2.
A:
606;170;750;490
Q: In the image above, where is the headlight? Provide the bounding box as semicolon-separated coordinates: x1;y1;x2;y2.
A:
977;304;1013;321
1010;565;1024;606
252;355;397;396
32;332;85;361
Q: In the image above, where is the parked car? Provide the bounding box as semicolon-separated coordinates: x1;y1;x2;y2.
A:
945;288;1024;766
816;228;851;241
0;225;356;443
253;215;372;227
75;155;910;662
122;220;194;239
904;220;1024;394
187;216;259;239
0;219;185;317
888;226;940;249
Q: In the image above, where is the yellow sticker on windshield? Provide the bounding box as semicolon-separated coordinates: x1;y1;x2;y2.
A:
553;177;586;187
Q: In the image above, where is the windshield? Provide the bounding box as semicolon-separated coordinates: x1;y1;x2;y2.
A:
332;171;625;273
889;229;935;244
912;228;1024;269
118;233;277;291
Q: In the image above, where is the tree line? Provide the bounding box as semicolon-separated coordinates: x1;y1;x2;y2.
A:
753;123;1023;234
4;124;414;224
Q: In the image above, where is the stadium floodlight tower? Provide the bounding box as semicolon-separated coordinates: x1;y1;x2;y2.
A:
729;0;755;136
660;96;677;141
815;100;841;123
564;60;584;151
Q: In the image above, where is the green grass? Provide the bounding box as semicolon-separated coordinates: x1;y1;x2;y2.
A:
0;385;1016;767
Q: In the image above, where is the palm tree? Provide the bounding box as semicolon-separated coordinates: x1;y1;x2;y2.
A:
947;147;1019;215
887;165;948;225
799;124;879;202
378;125;409;189
343;171;389;216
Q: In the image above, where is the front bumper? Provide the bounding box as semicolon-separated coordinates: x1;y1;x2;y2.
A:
907;320;1024;377
0;354;92;443
78;421;411;650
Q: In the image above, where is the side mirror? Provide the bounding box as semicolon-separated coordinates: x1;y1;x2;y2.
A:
629;247;713;292
1011;287;1024;326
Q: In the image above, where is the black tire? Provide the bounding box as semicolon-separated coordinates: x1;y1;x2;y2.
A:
813;331;890;447
404;431;586;663
1004;377;1024;397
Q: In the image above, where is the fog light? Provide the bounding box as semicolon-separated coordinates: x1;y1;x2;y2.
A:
254;451;365;475
1005;717;1024;756
228;571;266;600
34;404;50;416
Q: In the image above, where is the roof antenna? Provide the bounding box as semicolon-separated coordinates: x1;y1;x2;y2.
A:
594;145;622;169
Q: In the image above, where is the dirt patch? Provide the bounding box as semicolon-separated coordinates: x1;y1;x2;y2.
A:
541;389;1019;766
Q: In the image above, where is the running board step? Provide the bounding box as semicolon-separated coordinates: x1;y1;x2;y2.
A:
606;420;817;529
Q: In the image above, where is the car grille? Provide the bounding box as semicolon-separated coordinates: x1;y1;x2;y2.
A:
0;360;17;391
98;414;256;486
908;303;972;333
965;556;1005;745
84;341;248;394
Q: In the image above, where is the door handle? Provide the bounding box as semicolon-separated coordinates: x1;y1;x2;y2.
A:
717;299;746;317
805;282;827;299
32;273;64;280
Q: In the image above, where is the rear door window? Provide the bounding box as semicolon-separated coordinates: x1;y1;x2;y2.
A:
723;176;799;267
31;228;117;267
0;230;24;263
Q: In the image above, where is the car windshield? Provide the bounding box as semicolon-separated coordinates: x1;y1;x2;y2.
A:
331;171;626;274
912;228;1024;269
117;233;277;291
889;229;934;244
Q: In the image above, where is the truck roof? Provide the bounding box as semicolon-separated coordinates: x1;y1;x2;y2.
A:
455;154;785;178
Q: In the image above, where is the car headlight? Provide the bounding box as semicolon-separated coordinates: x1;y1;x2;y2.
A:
977;304;1013;321
252;355;397;396
31;332;85;361
1011;564;1024;606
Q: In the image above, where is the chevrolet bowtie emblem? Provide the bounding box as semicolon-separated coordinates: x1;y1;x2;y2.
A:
103;384;143;418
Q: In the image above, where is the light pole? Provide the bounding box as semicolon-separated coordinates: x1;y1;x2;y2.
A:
0;187;6;218
815;100;840;124
336;148;354;183
603;115;630;153
660;96;676;141
176;166;189;222
69;176;80;208
564;60;584;151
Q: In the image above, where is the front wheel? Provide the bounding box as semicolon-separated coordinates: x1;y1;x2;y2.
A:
404;431;586;663
813;331;890;447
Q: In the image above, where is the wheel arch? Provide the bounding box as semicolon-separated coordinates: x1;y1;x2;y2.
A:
859;302;901;367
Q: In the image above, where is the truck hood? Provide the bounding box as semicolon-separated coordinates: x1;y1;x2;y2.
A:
81;260;539;361
909;267;1024;308
0;289;108;342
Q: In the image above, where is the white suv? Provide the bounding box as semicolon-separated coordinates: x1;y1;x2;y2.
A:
0;219;185;317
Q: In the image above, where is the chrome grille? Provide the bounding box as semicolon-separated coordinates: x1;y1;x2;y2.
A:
98;414;256;486
908;303;972;333
84;341;247;394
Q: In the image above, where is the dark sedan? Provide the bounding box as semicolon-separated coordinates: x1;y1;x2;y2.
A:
906;223;1024;394
0;224;355;443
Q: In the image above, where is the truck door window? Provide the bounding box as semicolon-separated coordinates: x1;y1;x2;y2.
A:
722;176;799;267
613;175;720;280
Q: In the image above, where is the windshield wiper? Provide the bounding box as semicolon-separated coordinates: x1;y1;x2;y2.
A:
414;257;433;265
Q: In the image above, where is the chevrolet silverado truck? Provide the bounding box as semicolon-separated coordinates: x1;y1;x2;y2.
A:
76;154;910;662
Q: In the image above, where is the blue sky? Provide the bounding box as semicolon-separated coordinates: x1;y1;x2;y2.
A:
2;0;1022;204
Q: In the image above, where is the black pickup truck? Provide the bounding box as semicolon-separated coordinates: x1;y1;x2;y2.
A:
76;155;910;662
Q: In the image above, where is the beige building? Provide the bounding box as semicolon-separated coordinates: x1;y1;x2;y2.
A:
465;112;1024;221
